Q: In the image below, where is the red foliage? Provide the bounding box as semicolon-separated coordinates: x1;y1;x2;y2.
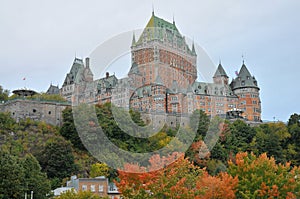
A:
116;152;238;199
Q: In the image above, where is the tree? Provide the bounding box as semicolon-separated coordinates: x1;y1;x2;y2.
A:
254;122;290;163
228;120;256;153
288;113;300;126
0;151;25;199
190;109;210;139
0;112;16;133
90;162;110;178
116;152;238;199
60;107;86;150
287;113;300;165
228;152;300;198
22;154;51;199
0;85;9;101
36;137;77;188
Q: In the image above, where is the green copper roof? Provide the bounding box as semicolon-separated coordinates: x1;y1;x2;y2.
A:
192;82;234;96
63;58;85;86
230;63;259;90
132;13;196;56
213;63;228;78
145;13;179;33
134;13;182;45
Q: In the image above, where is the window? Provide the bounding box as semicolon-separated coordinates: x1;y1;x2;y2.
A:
99;185;104;192
33;109;36;113
48;111;51;115
82;185;87;191
91;185;95;192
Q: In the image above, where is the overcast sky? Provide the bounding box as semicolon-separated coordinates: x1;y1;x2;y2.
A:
1;0;299;122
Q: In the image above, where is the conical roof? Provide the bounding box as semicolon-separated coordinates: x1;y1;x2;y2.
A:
230;63;259;90
213;63;228;78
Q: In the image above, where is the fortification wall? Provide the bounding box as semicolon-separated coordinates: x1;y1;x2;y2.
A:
1;99;70;126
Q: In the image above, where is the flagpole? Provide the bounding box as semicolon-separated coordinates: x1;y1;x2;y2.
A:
23;77;26;89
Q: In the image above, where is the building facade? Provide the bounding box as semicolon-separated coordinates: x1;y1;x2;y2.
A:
66;175;120;199
61;12;262;124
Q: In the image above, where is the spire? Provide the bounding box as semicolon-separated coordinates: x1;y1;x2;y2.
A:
242;54;245;65
132;32;136;46
173;13;175;25
152;4;155;16
192;41;196;54
213;62;228;78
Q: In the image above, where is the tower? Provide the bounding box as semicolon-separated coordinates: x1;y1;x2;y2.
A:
230;62;261;122
213;62;229;85
61;57;94;102
129;12;197;89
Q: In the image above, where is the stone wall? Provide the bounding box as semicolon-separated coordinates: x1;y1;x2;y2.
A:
0;99;70;126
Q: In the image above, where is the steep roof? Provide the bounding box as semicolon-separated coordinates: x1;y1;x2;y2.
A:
46;84;60;95
133;13;195;56
134;13;180;44
145;12;179;33
213;63;228;78
63;58;85;86
97;74;118;89
192;82;235;96
230;63;259;90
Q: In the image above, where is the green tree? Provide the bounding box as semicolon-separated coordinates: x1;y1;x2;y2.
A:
0;151;25;199
254;122;290;163
190;109;210;139
37;137;77;188
60;107;86;150
288;113;300;126
287;113;300;165
0;85;9;101
22;154;51;199
0;112;16;133
89;162;110;178
228;152;300;199
229;120;256;152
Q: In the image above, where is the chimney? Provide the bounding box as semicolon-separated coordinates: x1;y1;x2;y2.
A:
106;72;109;78
85;57;90;68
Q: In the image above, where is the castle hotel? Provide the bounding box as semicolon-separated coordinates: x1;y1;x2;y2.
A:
0;12;261;126
60;12;262;124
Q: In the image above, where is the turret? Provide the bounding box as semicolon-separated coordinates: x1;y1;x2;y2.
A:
213;61;229;85
230;61;261;122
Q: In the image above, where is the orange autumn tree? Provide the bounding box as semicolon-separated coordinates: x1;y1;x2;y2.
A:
116;152;238;199
228;152;300;199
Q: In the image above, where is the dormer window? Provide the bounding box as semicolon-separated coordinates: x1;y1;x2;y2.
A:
241;81;245;86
